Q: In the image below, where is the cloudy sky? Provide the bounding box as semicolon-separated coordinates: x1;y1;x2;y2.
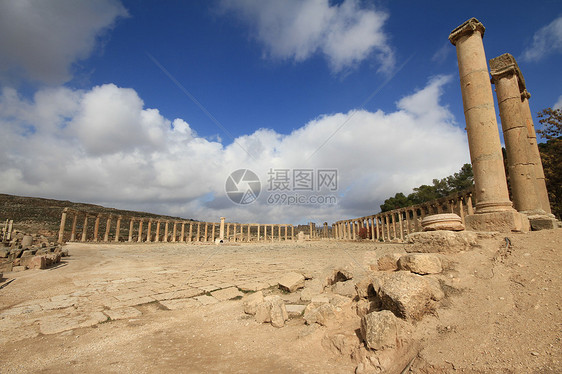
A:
1;0;561;225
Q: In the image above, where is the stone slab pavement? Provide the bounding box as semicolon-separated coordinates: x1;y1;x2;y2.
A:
0;241;402;345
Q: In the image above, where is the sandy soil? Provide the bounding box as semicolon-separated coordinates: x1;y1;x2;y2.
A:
0;229;560;373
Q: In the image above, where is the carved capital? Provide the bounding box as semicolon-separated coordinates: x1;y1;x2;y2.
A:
449;18;485;45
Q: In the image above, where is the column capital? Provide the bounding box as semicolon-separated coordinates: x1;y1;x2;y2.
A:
489;53;526;91
449;17;485;45
521;89;531;100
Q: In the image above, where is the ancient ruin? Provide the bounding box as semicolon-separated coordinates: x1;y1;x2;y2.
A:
1;16;560;374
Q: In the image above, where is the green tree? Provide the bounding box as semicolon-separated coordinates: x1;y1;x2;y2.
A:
380;164;473;212
537;107;562;218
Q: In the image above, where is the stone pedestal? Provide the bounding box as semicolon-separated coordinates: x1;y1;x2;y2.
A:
465;210;529;233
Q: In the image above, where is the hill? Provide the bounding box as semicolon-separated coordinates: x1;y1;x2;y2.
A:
0;193;194;240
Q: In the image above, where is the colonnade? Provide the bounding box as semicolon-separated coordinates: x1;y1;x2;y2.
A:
57;209;295;244
333;189;474;242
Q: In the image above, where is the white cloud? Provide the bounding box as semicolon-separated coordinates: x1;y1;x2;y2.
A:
0;0;128;84
554;95;562;110
522;15;562;62
219;0;394;73
0;77;469;224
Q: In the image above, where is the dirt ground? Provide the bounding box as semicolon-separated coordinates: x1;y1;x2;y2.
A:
0;229;560;373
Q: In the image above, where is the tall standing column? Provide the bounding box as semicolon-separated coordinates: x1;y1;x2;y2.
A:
188;222;193;242
203;223;208;242
449;18;528;232
57;208;68;244
180;222;185;242
164;221;169;242
196;222;201;242
291;225;294;240
521;89;551;214
490;53;542;215
172;222;177;242
449;18;512;214
211;223;216;242
219;217;225;240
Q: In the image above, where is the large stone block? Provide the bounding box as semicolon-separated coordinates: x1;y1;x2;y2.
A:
421;213;465;231
529;217;557;231
465;210;529;233
376;253;402;271
255;295;288;328
278;272;305;293
375;271;444;321
360;310;400;350
397;254;442;275
242;291;264;315
406;231;478;253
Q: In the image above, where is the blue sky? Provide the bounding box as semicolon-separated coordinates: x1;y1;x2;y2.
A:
1;0;561;225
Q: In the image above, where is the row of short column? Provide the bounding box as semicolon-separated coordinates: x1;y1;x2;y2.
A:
58;210;295;244
332;191;475;242
225;223;295;242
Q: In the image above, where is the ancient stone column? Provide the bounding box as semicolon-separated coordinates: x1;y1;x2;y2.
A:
81;215;88;242
128;219;134;242
520;90;551;214
384;215;390;240
69;213;78;242
449;18;513;214
93;215;100;242
180;222;185;242
104;215;112;242
155;221;160;242
219;217;225;240
164;221;169;242
291;225;295;240
57;208;68;244
115;216;122;242
284;225;288;241
146;220;152;242
211;223;216;242
172;222;177;242
196;222;201;242
188;222;193;242
490;53;542;215
137;219;143;243
450;18;528;232
232;223;237;242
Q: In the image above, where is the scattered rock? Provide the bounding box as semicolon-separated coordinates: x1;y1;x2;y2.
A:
255;295;288;328
21;235;33;248
285;304;306;318
398;253;442;275
377;253;403;271
375;271;444;321
300;278;324;302
304;302;336;326
278;272;305;293
331;279;356;298
242;291;264;315
361;310;401;350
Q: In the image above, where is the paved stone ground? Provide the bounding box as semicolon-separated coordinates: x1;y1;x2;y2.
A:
0;241;394;346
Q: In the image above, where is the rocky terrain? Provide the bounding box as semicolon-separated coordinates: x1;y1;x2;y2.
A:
0;227;560;373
